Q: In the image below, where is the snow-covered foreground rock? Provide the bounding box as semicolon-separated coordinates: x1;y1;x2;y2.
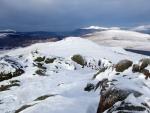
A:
0;37;150;113
84;29;150;50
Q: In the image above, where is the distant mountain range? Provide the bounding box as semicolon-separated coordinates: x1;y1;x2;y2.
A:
0;25;150;50
0;28;104;50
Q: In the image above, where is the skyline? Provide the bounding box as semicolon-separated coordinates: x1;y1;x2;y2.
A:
0;0;150;31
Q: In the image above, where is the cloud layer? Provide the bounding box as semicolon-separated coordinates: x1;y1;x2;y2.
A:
0;0;150;31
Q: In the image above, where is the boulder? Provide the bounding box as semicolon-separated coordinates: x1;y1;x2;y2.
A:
97;88;142;113
71;54;85;66
139;58;150;70
115;60;133;72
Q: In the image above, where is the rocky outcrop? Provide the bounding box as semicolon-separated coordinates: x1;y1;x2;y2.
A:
89;58;150;113
0;56;24;81
71;54;85;66
115;59;133;72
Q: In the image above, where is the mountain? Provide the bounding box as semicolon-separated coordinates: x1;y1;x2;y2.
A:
84;29;150;50
131;25;150;34
0;25;150;50
0;37;150;113
0;31;65;50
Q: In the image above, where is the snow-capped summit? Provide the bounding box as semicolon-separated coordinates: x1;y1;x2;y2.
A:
0;29;16;33
82;26;120;30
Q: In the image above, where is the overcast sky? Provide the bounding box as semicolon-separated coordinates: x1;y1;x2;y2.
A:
0;0;150;31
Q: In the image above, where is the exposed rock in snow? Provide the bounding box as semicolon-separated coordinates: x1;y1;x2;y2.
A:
0;37;149;113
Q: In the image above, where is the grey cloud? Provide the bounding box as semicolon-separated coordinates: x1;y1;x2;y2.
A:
0;0;150;31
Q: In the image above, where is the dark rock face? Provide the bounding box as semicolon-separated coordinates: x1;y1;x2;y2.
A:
132;64;140;73
84;83;95;92
115;60;133;72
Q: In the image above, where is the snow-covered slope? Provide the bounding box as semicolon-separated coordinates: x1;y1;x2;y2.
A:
2;37;144;63
0;37;149;113
85;29;150;50
131;25;150;32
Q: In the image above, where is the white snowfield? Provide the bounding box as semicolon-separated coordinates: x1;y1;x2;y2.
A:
131;25;150;31
85;28;150;50
0;37;149;113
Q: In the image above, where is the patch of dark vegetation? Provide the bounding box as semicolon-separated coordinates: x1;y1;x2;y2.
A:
35;69;46;76
45;58;56;64
71;54;85;66
0;100;3;104
115;59;133;72
115;73;120;75
0;80;20;92
15;104;35;113
34;63;46;69
34;56;45;62
0;69;24;82
34;94;57;101
93;67;107;79
84;83;95;92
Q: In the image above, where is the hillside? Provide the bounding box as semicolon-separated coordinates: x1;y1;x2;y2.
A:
0;37;150;113
84;28;150;50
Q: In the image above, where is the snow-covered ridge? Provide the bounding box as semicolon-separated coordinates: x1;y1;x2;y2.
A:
3;37;144;62
0;37;149;113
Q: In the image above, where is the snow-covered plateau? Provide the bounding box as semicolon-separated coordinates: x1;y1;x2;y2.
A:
0;37;150;113
84;26;150;50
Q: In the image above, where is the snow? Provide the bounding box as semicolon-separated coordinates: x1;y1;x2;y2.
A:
131;25;150;31
0;37;149;113
0;33;8;39
82;26;120;30
2;37;145;63
85;29;150;50
82;26;109;30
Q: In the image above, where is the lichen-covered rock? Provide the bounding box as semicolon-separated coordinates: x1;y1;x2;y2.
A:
71;54;85;66
139;58;150;70
115;59;133;72
97;88;142;113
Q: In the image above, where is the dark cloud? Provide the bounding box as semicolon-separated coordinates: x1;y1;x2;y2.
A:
0;0;150;31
